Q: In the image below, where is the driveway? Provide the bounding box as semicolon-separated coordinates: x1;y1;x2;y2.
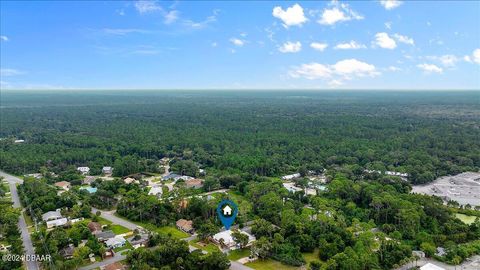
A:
1;171;40;270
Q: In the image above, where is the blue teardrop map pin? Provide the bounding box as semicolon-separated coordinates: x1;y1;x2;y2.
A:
216;199;238;230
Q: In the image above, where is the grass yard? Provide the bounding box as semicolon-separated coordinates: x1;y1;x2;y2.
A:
114;241;133;252
190;239;220;253
109;224;131;235
456;213;478;225
156;226;189;238
227;248;251;261
245;258;299;270
97;216;113;225
303;248;321;268
122;216;189;239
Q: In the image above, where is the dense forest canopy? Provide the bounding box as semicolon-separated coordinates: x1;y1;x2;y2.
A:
1;90;479;184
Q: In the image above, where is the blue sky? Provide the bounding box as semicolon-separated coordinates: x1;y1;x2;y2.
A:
1;0;479;90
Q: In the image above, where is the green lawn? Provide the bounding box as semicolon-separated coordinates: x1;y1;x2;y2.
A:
156;226;189;238
246;259;299;270
303;248;321;267
123;216;189;239
109;224;131;235
190;239;220;253
456;213;478;225
97;216;113;225
228;248;251;261
114;241;133;252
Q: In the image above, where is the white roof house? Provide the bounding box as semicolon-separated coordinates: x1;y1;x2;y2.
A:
42;209;63;221
77;167;90;175
281;173;301;181
102;166;113;174
213;230;256;249
420;263;445;270
46;218;68;229
283;183;303;193
148;186;163;197
14;139;25;143
105;236;126;249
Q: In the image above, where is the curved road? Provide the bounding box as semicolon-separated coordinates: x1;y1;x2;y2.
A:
1;171;40;270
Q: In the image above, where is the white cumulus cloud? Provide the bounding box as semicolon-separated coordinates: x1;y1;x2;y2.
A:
473;49;480;64
0;68;25;76
272;4;308;28
135;0;162;14
332;59;378;76
0;35;8;41
393;33;414;45
230;38;245;47
380;0;402;10
318;1;363;25
290;63;332;79
334;40;366;50
374;32;397;49
417;63;443;73
289;59;379;82
310;42;328;51
164;10;179;24
279;41;302;53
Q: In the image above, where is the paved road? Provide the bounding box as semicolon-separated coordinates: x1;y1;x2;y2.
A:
91;208;138;231
1;171;40;270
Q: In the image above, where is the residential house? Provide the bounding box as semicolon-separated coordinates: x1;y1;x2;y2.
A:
14;139;25;143
46;218;68;228
283;183;302;193
102;262;126;270
212;230;256;250
412;250;426;258
95;230;116;242
42;209;68;228
54;181;71;191
24;173;42;179
77;167;90;175
176;219;194;234
105;236;126;249
102;249;115;259
69;217;84;225
88;222;103;234
281;173;301;181
185;178;204;189
123;177;137;184
420;263;445;270
127;233;149;249
42;209;63;221
60;245;75;259
162;173;182;181
83;176;96;185
148;186;163;198
102;166;113;175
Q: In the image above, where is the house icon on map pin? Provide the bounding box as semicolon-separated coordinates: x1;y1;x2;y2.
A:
222;205;232;216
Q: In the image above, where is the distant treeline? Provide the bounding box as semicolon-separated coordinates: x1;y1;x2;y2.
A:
1;91;479;184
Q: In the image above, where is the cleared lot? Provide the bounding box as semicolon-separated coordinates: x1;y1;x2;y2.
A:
412;172;480;206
